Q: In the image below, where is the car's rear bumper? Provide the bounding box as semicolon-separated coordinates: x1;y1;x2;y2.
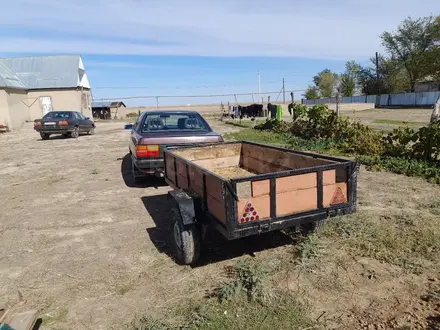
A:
132;155;164;175
34;126;75;134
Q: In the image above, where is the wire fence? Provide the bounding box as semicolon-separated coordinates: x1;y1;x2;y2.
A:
302;91;440;107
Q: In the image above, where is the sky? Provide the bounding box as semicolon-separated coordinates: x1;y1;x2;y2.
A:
0;0;438;106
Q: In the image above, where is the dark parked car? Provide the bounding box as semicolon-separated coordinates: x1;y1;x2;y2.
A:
129;110;223;182
34;111;95;140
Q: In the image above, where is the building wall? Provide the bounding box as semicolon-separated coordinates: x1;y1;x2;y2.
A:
26;89;92;120
0;90;12;129
6;89;29;130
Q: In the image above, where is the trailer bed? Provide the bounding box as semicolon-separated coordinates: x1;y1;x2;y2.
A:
164;141;358;241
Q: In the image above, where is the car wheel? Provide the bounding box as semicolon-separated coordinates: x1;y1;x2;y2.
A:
88;126;95;135
171;207;200;265
131;161;146;184
70;126;79;138
40;132;50;140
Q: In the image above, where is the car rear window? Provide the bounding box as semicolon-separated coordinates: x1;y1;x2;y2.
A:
43;112;72;119
141;113;210;132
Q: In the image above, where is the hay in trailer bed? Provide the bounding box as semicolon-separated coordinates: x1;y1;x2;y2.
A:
210;166;257;179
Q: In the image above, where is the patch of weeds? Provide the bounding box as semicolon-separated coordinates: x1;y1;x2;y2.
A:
187;292;315;330
41;307;68;325
358;156;440;184
417;200;440;216
319;213;440;274
212;258;269;302
91;169;99;175
293;235;326;273
132;292;315;330
115;280;135;296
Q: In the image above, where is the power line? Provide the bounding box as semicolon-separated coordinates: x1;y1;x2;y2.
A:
93;89;307;101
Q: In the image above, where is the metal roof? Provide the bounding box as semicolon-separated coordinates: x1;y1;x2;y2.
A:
92;101;126;108
1;55;87;89
0;59;27;89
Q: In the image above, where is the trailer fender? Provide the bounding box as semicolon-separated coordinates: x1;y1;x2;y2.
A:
168;190;196;225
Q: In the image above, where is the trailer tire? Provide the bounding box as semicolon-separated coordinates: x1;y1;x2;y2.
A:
171;207;200;265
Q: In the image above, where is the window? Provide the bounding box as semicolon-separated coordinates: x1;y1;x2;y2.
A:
43;112;72;119
141;113;210;133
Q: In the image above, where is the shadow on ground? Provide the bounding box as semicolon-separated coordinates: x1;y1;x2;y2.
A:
142;194;296;267
120;153;168;189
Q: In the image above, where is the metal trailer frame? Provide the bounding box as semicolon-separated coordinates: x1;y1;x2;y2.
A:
164;141;359;241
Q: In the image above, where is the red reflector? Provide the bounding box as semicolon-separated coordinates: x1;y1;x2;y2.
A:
34;122;42;127
59;120;68;126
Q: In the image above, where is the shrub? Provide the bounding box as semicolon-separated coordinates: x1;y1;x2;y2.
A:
290;103;308;121
254;119;291;134
126;112;139;118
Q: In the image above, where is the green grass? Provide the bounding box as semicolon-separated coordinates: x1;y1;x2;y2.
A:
373;119;427;126
224;129;292;146
130;293;314;330
317;212;440;274
223;119;266;129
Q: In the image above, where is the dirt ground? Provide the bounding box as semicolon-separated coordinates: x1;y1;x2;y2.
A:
0;117;439;329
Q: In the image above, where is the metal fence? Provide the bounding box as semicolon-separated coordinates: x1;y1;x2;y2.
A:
302;91;440;107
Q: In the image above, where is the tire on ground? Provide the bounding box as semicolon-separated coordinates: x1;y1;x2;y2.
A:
171;206;200;265
40;132;50;140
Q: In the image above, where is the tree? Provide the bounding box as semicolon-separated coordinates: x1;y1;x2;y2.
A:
356;55;411;95
304;85;319;100
381;16;440;91
340;60;361;96
312;69;338;98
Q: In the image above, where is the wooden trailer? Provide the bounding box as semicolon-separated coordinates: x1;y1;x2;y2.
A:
164;141;359;265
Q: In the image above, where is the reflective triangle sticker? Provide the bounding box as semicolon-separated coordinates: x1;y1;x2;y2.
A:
240;201;260;223
331;186;347;205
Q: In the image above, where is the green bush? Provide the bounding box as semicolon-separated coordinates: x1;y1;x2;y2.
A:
254;119;291;134
290;103;308;121
358;155;440;184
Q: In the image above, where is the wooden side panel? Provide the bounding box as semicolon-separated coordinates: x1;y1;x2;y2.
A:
174;143;242;161
165;153;175;183
242;155;289;174
323;169;336;185
241;143;335;173
205;174;227;224
276;188;318;216
252;180;270;197
276;173;317;193
207;197;227;224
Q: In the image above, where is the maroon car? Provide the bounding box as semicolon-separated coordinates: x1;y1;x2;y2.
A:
129;110;223;182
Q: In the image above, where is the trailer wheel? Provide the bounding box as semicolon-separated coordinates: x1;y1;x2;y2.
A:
171;207;200;265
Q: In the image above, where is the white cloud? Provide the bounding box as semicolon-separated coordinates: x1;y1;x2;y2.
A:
0;0;438;59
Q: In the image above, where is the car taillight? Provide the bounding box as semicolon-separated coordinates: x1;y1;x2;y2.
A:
59;120;69;126
136;145;159;157
34;121;41;127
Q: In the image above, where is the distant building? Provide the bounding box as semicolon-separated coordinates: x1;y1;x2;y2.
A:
91;101;127;119
0;55;91;131
415;76;440;92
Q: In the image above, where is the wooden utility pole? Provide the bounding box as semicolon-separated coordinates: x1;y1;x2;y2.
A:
282;78;286;104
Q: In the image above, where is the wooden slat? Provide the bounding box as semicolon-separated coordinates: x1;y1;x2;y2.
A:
242;144;334;171
173;144;242;161
193;155;240;170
